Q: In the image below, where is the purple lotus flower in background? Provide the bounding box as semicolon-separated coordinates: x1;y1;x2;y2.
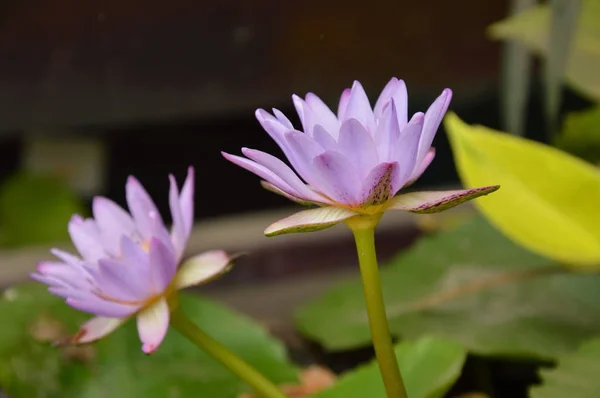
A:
32;167;233;354
223;78;499;236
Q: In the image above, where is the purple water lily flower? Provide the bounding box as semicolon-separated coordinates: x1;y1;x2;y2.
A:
223;78;499;236
32;167;233;354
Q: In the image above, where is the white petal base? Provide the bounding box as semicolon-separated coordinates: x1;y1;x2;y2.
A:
264;206;359;236
174;250;235;290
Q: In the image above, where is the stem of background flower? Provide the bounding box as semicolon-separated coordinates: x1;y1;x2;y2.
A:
346;214;409;398
170;306;290;398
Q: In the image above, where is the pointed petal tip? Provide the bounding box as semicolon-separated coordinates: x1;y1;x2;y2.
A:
388;185;500;214
142;343;157;355
174;250;237;289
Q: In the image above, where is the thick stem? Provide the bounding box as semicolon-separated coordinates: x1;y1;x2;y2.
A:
346;214;408;398
170;306;290;398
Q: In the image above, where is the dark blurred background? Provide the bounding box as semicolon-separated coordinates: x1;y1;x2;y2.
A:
0;0;591;222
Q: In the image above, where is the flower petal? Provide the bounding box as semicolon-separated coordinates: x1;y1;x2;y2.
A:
394;112;425;190
174;250;235;290
405;148;436;186
222;152;302;199
312;151;361;205
342;81;376;132
284;131;326;187
242;148;326;202
96;257;153;301
169;168;194;262
305;92;340;135
361;162;400;206
272;108;294;129
416;88;452;166
66;297;139;318
373;77;400;119
264;207;359;237
312;125;339;151
374;99;402;162
71;316;126;344
260;181;321;205
68;216;105;264
148;237;177;293
126;176;164;241
92;197;136;256
337;88;352;120
387;186;500;213
338;118;379;179
179;167;195;242
137;297;170;354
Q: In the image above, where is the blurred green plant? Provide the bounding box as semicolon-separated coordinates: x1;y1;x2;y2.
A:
0;172;85;248
445;112;600;267
529;337;600;397
0;284;298;398
554;106;600;164
313;337;466;398
295;215;600;359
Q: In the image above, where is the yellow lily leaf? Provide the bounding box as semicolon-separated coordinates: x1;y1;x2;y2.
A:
487;0;600;101
445;112;600;267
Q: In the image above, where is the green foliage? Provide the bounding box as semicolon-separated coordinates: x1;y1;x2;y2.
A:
554;106;600;165
295;215;600;359
530;337;600;398
0;284;298;398
488;0;600;102
0;172;85;248
314;337;466;398
446;113;600;267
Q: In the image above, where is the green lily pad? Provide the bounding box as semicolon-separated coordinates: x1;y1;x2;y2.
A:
295;215;600;360
0;283;298;397
530;337;600;398
314;337;466;398
0;172;85;248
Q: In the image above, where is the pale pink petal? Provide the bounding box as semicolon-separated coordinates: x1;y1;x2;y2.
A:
137;298;170;354
312;151;361;205
405;148;436;186
387;186;500;213
174;250;234;290
342;81;376;133
272;108;294;129
260;181;324;206
68;216;105;264
255;109;305;171
265;207;359;237
305;92;340;135
393;112;425;191
92;197;136;256
66;297;139;318
148;237;177;293
338;118;379;180
373;77;399;119
284;131;327;187
126;176;164;241
312;125;339;151
416;88;452;167
242;148;326;203
337;88;352;121
374;99;402;162
71;316;126;344
390;80;408;130
179;167;195;240
222;152;302;199
96;257;153;301
360;162;400;206
169;175;186;261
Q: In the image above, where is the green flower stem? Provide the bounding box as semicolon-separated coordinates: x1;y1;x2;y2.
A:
346;214;408;398
170;306;290;398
